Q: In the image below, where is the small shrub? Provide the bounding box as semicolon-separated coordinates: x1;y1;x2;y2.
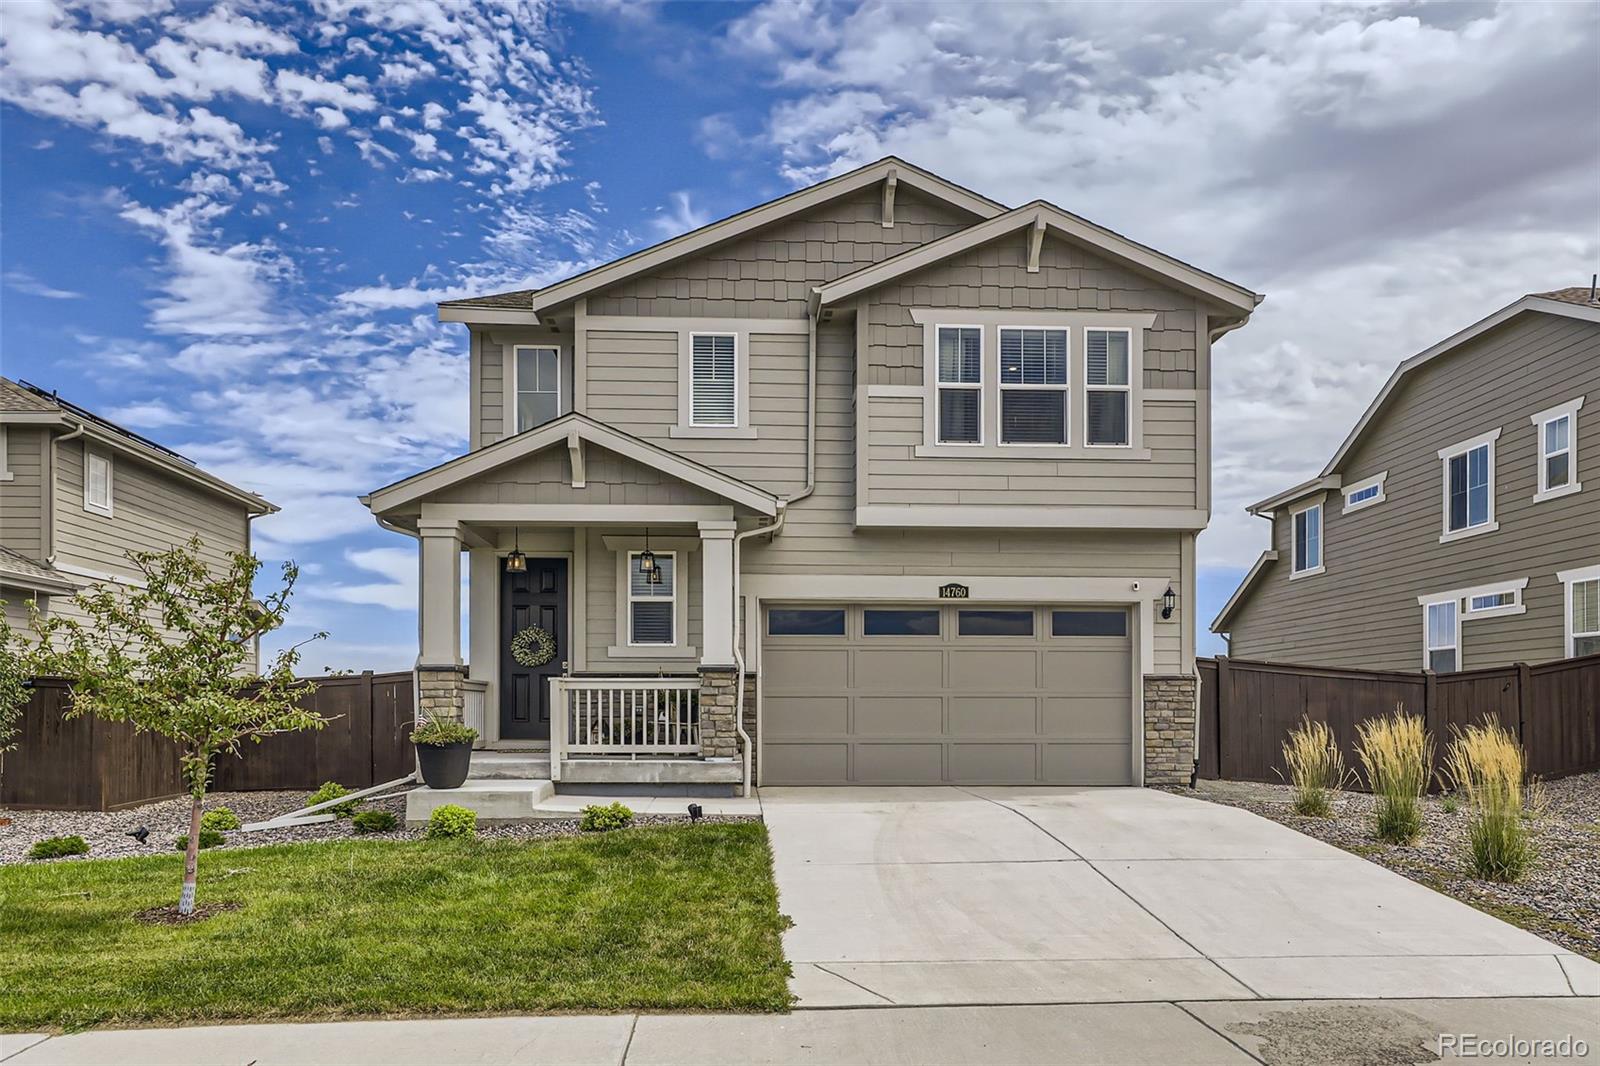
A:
425;804;477;839
1279;716;1348;817
27;835;89;860
410;715;478;747
306;781;358;817
1355;707;1433;845
579;801;634;832
1442;721;1538;882
352;810;398;834
200;806;241;832
1441;795;1460;815
174;828;225;851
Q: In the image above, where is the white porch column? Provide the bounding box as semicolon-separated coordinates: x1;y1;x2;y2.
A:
698;520;737;668
418;517;463;667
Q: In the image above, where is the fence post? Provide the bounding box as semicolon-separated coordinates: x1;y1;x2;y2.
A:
361;670;376;784
1215;655;1231;779
1514;662;1531;746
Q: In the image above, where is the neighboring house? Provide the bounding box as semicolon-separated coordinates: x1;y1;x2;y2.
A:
0;378;277;670
1213;288;1600;672
362;157;1261;793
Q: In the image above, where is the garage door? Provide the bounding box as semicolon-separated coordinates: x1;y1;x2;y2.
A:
761;604;1133;785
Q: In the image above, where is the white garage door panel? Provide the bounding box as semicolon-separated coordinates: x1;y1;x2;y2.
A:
762;605;1135;786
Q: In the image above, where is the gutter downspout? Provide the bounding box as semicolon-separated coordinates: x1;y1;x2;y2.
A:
45;419;85;566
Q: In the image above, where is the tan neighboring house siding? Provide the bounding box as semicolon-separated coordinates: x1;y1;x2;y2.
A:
1226;309;1600;670
0;426;46;561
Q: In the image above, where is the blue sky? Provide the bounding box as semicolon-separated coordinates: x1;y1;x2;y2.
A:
3;1;1596;670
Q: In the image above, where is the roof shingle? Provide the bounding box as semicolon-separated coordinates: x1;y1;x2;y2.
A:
1534;286;1600;308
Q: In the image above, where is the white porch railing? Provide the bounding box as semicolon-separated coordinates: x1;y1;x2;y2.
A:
461;679;489;749
548;676;701;781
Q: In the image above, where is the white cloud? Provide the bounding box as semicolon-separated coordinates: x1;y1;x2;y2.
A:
312;546;417;611
3;269;82;299
170;6;298;55
649;191;712;239
104;400;187;429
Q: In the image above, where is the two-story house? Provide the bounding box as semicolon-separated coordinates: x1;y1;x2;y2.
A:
1213;288;1600;671
362;158;1261;797
0;377;276;671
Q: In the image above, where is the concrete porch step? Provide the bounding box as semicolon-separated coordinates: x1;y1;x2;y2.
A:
405;779;555;824
468;751;551;780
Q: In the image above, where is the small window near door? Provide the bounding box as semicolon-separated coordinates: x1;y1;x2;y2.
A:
768;608;846;636
958;609;1034;637
864;609;940;636
516;346;560;432
1052;610;1127;637
628;551;675;645
1425;600;1458;673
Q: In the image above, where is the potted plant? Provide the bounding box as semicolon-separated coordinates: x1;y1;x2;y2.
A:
410;715;478;789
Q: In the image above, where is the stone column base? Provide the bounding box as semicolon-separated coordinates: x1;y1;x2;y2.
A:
418;665;467;724
697;667;742;762
1143;674;1197;787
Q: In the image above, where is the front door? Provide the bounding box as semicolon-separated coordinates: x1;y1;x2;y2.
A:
500;558;568;742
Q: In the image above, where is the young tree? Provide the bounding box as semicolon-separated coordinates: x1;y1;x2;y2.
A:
0;605;30;780
29;537;326;915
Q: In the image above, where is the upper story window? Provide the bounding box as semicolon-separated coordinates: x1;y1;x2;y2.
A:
690;333;737;427
627;551;676;646
1438;428;1499;543
84;449;113;517
1290;501;1323;578
515;345;560;433
1531;397;1583;503
999;327;1068;445
1085;329;1131;447
936;326;982;444
0;426;11;481
1559;564;1600;659
1342;472;1386;513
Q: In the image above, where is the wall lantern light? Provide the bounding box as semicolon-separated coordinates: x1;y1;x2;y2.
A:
1161;585;1176;620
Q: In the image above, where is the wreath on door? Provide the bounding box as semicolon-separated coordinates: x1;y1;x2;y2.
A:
510;625;557;668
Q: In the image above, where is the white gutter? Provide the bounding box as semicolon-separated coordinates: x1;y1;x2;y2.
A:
45;419;85;566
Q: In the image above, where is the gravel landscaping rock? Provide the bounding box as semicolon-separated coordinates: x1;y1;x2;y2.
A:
1177;772;1600;961
1;789;757;865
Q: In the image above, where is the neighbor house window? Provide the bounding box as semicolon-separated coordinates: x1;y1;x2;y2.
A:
515;346;560;432
936;326;982;444
1559;565;1600;658
690;333;737;427
1085;329;1131;446
1532;397;1583;502
1291;502;1323;577
1424;599;1459;673
627;551;675;645
1342;472;1386;513
84;449;113;517
1439;430;1498;541
999;327;1068;445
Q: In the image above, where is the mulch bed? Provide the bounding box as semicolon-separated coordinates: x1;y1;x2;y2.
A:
1178;772;1600;961
134;901;243;925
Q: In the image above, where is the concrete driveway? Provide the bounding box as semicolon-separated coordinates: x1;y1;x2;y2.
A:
761;786;1599;1007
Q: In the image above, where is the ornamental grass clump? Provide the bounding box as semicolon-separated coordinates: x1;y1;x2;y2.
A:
1442;721;1538;882
1355;707;1433;844
1279;716;1348;817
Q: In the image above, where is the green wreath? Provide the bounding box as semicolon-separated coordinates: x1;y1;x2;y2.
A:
510;625;557;668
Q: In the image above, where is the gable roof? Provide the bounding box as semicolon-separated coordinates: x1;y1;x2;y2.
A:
812;200;1262;316
439;158;1005;324
0;377;276;514
362;412;780;516
0;546;77;596
1210;550;1277;633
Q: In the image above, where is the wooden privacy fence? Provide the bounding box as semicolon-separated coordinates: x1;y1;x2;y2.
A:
1;671;416;812
1196;653;1600;788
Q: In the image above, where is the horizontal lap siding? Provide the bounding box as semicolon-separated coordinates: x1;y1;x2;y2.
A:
585;527;704;672
480;334;504;446
1229;313;1600;670
0;426;45;561
424;443;724;507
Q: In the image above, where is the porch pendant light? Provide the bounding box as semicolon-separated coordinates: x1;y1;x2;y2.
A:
504;528;527;573
637;528;658;580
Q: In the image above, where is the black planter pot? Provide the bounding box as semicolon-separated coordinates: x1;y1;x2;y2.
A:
416;741;472;789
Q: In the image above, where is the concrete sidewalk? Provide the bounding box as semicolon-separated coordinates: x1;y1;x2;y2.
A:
6;998;1597;1065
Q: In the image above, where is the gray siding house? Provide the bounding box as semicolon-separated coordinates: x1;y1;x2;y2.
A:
363;158;1262;795
0;378;276;670
1214;289;1600;672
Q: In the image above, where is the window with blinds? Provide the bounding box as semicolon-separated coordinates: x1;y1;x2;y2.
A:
999;327;1068;445
628;552;675;645
85;450;113;516
1086;329;1131;446
690;333;737;426
937;326;981;443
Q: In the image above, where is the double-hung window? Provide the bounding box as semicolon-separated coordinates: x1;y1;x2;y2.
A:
84;450;113;517
690;333;737;427
936;326;982;444
515;346;560;432
1532;398;1583;502
1085;328;1131;446
998;327;1068;445
1560;565;1600;658
627;552;675;646
1291;502;1323;577
1439;430;1498;541
1424;599;1459;673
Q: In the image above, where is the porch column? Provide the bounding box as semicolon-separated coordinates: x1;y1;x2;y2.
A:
698;520;737;668
417;517;465;724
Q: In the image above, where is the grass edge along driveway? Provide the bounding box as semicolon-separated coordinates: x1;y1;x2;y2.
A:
2;822;791;1031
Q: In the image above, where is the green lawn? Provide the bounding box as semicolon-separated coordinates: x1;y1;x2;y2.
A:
1;822;791;1030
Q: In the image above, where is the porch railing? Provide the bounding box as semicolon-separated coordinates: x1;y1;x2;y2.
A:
461;679;489;750
548;676;701;780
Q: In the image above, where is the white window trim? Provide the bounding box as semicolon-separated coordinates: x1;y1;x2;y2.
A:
687;332;738;429
933;323;985;446
1438;427;1500;543
1418;593;1461;672
1531;396;1583;503
1341;471;1387;513
84;448;113;517
607;542;697;659
997;325;1070;447
1084;326;1134;449
672;329;755;439
1289;498;1325;579
626;549;677;648
1557;563;1600;659
511;344;562;436
1461;577;1529;619
0;425;12;481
